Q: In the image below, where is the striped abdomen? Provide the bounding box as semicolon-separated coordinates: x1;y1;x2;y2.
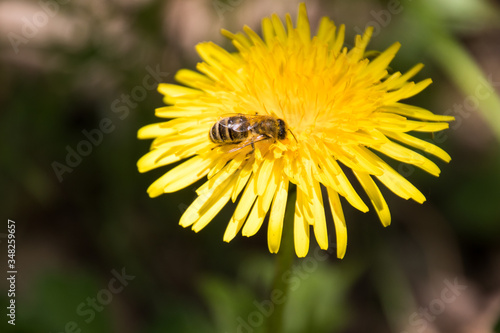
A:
209;115;250;144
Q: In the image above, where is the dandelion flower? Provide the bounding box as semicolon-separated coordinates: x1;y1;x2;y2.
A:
137;3;454;258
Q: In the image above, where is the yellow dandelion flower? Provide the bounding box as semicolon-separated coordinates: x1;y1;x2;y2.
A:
137;3;454;258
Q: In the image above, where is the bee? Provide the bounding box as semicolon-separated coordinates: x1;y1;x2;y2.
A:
209;114;292;152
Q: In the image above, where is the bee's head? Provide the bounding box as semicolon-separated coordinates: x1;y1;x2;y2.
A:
277;119;287;140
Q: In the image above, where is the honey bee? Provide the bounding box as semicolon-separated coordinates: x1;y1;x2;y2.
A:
209;114;292;152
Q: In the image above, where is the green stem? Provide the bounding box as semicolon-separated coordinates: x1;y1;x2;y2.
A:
266;190;296;333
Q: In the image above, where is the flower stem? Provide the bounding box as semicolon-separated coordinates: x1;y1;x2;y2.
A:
266;190;296;333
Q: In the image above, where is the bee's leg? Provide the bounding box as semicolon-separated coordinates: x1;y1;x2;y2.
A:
245;140;255;158
228;136;266;154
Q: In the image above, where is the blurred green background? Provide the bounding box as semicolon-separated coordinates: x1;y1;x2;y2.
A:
1;0;500;332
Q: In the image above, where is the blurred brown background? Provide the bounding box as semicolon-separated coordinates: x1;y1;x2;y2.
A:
1;0;500;332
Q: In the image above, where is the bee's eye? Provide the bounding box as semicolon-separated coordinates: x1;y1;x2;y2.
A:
277;119;286;140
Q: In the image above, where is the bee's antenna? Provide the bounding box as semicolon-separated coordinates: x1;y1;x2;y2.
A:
288;129;298;143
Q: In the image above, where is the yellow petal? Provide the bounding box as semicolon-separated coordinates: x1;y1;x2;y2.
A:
255;153;276;196
383;130;451;162
354;147;426;203
231;158;254;202
373;141;441;176
243;25;267;48
310;180;328;250
341;145;384;176
271;14;287;43
246;159;283;236
316;17;336;44
326;188;347;259
179;199;204;229
242;164;278;237
174;69;214;91
407;121;450;133
384;79;432;103
207;157;230;179
196;62;222;82
331;159;369;212
147;155;214;197
241;197;267;237
268;178;289;253
196;42;240;71
233;174;258;222
331;24;345;56
354;171;391;227
365;112;421;132
294;191;310;258
137;147;181;173
348;26;373;62
285;13;294;39
180;170;231;228
223;174;258;242
383;63;424;90
192;175;237;232
198;157;244;196
261;17;275;46
223;215;245;243
155;106;213;118
364;42;400;79
221;29;253;49
317;142;368;212
381;103;455;122
151;134;203;150
158;83;203;104
137;122;171;139
296;3;310;44
377;166;426;203
257;160;281;215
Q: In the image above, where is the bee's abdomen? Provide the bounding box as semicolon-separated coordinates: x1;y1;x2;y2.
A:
209;115;249;144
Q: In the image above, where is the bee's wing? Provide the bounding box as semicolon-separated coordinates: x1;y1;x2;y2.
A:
227;135;268;153
216;114;253;132
240;115;275;131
